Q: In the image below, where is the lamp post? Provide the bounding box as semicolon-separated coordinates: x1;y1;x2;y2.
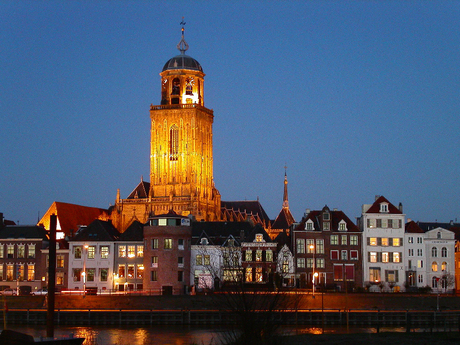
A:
310;244;316;297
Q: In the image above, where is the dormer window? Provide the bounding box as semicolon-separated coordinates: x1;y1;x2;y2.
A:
380;203;389;213
305;220;314;231
437;232;441;239
338;220;347;231
200;238;208;245
323;212;330;221
255;234;264;242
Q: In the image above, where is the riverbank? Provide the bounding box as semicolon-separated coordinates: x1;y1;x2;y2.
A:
5;292;459;311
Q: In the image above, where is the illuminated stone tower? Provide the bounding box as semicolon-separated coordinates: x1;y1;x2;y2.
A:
148;21;221;220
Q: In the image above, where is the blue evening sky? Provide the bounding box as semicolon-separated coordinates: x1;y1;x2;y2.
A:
1;1;459;225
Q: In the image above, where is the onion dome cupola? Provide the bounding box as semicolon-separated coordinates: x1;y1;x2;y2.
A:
160;19;205;106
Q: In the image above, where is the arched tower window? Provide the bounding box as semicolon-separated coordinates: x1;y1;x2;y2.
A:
169;125;179;161
171;78;180;95
185;78;194;95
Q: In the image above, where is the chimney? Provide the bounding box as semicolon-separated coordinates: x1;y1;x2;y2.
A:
375;195;380;201
304;209;310;217
399;202;403;213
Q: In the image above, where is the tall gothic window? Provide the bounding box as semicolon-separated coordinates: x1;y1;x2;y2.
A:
169;125;179;161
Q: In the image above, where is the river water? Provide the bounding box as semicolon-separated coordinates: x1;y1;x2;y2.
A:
5;325;416;345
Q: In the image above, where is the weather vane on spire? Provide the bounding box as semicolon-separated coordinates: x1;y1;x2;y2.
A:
177;17;189;54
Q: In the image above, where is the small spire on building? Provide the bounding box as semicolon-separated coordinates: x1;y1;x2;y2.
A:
283;165;289;209
177;17;189;54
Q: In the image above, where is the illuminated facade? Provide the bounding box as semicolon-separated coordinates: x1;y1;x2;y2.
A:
112;24;221;232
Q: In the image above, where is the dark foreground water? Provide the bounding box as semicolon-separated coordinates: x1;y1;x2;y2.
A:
4;325;435;345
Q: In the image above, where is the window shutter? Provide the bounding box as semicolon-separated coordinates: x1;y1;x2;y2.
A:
377;252;382;262
389;252;393;262
367;237;370;245
395;270;399;283
385;270;388;281
377;238;381;246
389;238;393;246
368;252;370;262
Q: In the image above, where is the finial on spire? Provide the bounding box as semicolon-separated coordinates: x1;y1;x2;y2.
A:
177;17;189;54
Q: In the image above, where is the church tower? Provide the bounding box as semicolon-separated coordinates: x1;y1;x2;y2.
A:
148;21;221;220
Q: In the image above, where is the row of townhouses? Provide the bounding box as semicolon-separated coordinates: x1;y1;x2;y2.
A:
0;195;458;295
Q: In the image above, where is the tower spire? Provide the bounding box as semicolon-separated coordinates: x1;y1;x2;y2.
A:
177;17;189;54
283;165;289;209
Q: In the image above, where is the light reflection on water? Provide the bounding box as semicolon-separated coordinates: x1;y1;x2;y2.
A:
5;325;441;344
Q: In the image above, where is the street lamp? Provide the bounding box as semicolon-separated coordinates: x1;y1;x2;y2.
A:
310;244;316;297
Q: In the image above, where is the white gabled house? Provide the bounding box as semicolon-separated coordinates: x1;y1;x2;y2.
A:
425;227;455;292
358;196;405;292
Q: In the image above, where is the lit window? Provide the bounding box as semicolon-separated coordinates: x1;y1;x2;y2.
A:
381;238;389;246
370;252;377;263
296;239;305;254
255;234;264;242
266;250;273;262
306;258;313;268
245;267;253;282
127;265;134;278
442;262;447;271
339;221;347;231
137;245;144;257
7;245;14;258
164;239;172;249
350;235;358;246
127;245;135;258
369;268;381;282
0;246;3;258
118;246;126;258
341;250;348;260
393;238;400;247
316;239;324;254
57;255;64;268
245;250;252;261
408;237;414;244
297;258;305;268
74;246;82;259
151;256;158;267
17;245;25;258
369;238;377;246
137;264;144;279
417;260;424;268
323;222;330;231
382;252;389;263
255;267;263;282
87;268;95;282
330;235;338;245
100;246;109;259
316;258;325;268
196;255;202;266
72;268;81;282
152;239;159;249
204;255;210;265
306;239;314;253
341;235;347;245
305;221;314;231
88;246;95;259
432;261;438;272
27;265;35;281
393;252;400;263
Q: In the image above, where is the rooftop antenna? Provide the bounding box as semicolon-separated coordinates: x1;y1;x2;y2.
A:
177;17;189;54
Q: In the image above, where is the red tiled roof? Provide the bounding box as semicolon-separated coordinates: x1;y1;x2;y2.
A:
38;202;109;236
365;196;402;214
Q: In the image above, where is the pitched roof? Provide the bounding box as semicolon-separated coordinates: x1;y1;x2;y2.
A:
221;200;271;224
405;220;424;234
245;223;272;243
191;221;254;246
0;225;48;240
120;220;144;241
71;219;120;242
271;208;295;230
38;202;109;236
364;196;402;214
294;206;359;232
127;179;150;199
